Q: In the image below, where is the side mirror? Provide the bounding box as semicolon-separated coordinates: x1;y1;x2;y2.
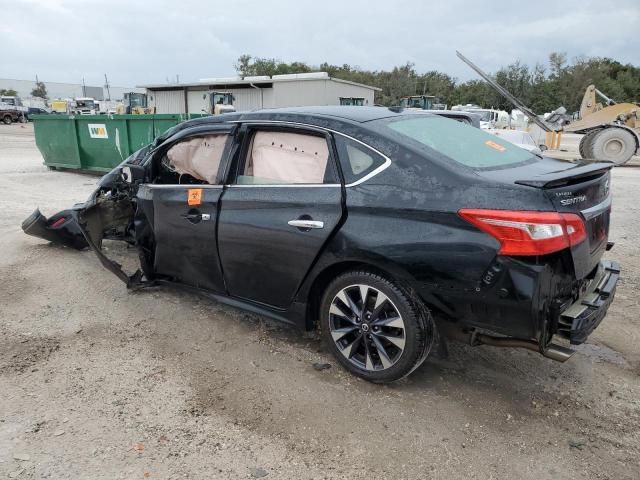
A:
121;164;145;184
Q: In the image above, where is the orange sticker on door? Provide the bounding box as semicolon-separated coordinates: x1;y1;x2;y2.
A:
187;188;203;206
485;140;506;152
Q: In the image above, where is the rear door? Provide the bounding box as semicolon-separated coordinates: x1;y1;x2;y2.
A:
217;124;344;308
137;124;235;292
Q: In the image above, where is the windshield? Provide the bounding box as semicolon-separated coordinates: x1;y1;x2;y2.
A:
383;115;535;169
213;94;231;105
129;94;147;108
77;100;94;108
477;111;492;122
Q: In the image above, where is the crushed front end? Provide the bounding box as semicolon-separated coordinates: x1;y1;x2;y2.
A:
22;150;151;287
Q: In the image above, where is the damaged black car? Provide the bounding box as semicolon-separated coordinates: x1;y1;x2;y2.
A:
22;107;619;383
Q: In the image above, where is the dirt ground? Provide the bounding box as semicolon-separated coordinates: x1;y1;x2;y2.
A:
1;123;639;480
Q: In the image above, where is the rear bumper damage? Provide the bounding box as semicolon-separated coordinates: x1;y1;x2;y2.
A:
437;258;619;362
556;260;620;345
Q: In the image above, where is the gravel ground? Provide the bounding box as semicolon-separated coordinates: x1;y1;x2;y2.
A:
1;123;639;479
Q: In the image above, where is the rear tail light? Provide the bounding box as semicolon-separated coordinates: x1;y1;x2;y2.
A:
458;209;586;256
49;217;67;228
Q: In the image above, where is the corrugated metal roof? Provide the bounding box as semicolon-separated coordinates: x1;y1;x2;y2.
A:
139;74;381;91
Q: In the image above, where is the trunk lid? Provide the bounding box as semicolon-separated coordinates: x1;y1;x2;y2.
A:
478;157;613;278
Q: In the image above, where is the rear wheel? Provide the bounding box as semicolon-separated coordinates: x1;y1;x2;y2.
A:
2;115;11;125
589;128;636;165
320;270;434;383
578;130;600;159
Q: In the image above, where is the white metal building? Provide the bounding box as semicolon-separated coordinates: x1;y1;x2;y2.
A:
140;72;380;114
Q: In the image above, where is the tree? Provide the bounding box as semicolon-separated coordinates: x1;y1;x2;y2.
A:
549;52;567;77
31;81;48;99
417;71;456;104
234;54;254;77
232;53;639;111
234;54;312;77
0;88;18;97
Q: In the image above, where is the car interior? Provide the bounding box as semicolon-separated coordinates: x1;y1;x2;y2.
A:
153;129;333;186
155;133;229;185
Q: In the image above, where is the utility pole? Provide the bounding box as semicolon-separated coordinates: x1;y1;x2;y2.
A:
82;77;86;97
104;74;111;101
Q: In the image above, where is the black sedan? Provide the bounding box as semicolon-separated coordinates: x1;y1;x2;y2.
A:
22;107;619;383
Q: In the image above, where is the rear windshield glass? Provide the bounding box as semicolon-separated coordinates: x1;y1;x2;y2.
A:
384;115;535;169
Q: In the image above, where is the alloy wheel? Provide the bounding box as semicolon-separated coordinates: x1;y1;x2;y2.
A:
329;284;406;371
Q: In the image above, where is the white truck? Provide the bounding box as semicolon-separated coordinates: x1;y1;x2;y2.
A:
451;104;510;129
469;108;510;129
0;96;28;123
1;96;29;120
73;97;97;115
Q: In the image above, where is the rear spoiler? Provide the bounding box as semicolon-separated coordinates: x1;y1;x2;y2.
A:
515;161;613;188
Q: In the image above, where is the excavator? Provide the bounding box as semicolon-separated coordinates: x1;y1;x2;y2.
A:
457;51;640;165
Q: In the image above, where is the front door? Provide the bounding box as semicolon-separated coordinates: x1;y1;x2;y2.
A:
138;184;225;292
137;126;235;292
218;125;344;308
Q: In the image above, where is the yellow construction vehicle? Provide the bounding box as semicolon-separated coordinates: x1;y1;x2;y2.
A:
457;51;640;164
208;92;235;115
115;92;154;114
570;85;640;164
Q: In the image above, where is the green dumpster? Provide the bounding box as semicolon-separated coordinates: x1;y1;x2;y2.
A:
32;114;208;173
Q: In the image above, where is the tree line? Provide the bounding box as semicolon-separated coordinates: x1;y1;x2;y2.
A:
234;52;640;113
0;82;48;100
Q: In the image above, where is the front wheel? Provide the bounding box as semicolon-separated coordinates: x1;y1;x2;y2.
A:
578;130;599;159
589;128;636;165
320;271;434;383
2;115;11;125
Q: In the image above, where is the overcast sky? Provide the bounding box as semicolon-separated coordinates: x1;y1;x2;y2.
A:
2;0;638;87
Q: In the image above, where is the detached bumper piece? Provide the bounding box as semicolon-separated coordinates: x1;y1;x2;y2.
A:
22;208;88;250
557;260;620;345
22;207;146;288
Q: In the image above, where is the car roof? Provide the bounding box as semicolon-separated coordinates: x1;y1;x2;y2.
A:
159;106;439;144
241;106;409;123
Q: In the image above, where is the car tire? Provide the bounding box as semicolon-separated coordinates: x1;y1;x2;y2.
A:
579;130;599;159
320;270;434;383
589;128;636;165
2;115;11;125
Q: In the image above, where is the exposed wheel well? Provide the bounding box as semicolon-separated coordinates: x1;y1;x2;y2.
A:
304;261;401;330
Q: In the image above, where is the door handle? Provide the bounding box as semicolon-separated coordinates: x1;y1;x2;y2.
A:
181;211;211;224
287;219;324;229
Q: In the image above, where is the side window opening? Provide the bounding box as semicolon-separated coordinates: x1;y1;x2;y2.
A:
334;135;386;185
237;130;333;185
157;133;229;185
